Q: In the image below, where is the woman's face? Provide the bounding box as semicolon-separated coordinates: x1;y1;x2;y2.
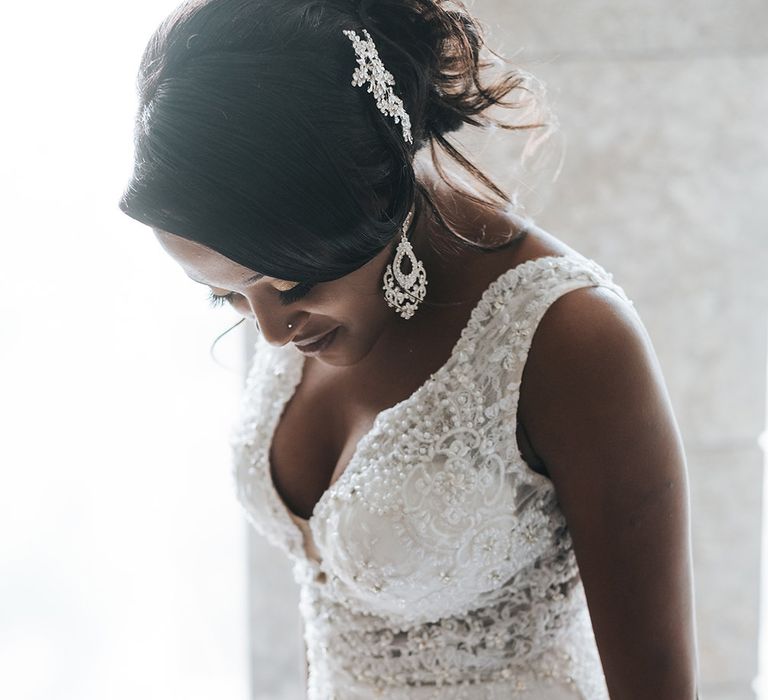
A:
153;228;407;367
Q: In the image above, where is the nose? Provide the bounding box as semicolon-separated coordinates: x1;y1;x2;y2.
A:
238;293;301;347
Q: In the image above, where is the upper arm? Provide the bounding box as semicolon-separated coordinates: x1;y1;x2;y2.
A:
517;285;699;699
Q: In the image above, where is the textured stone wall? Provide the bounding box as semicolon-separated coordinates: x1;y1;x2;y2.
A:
464;2;767;698
243;3;768;698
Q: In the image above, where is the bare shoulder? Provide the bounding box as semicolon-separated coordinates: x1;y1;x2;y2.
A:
517;284;699;697
519;283;676;500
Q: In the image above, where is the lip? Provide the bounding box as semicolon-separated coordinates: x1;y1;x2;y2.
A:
294;326;339;354
294;327;336;347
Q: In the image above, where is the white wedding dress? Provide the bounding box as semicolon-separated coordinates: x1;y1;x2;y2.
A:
230;253;635;699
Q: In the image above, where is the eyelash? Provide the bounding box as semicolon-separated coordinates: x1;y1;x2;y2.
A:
206;282;316;309
207;290;236;308
276;281;316;305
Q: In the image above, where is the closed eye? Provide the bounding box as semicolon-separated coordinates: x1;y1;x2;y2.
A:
276;281;315;305
206;282;316;309
207;290;236;308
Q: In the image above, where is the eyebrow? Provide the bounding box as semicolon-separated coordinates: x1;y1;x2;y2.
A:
188;271;264;286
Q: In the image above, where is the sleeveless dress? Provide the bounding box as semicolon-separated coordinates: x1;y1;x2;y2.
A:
229;253;636;699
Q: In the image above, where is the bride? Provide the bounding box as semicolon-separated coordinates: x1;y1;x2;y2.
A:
119;0;699;697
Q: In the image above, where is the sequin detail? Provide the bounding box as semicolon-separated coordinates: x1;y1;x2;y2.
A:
230;254;636;699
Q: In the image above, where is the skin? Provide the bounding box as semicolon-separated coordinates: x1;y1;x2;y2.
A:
520;285;700;698
153;168;699;697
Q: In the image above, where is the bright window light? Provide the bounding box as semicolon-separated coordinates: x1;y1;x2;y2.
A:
0;4;250;699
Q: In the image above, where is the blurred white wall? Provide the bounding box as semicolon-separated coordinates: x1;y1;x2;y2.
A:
0;3;250;699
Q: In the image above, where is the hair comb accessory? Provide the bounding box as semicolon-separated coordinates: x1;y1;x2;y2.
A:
342;28;413;144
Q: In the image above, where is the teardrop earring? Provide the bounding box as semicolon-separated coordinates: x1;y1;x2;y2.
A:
382;209;428;320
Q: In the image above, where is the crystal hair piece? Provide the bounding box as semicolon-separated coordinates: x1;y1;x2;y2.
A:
342;28;413;144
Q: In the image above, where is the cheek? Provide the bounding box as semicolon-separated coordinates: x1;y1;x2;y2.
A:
347;290;393;336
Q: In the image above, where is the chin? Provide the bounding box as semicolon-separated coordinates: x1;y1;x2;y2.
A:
316;332;372;368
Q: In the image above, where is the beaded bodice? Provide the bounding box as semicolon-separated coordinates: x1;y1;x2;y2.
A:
230;253;633;699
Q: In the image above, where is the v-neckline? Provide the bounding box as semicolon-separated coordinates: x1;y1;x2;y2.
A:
261;254;577;539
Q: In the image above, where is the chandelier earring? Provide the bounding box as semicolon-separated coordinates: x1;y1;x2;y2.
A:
382;209;428;320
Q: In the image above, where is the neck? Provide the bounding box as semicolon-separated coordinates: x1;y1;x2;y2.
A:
405;179;486;305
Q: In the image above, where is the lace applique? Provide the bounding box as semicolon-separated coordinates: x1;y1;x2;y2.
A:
230;254;634;698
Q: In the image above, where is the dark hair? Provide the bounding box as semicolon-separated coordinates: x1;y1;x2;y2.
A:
119;0;554;289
